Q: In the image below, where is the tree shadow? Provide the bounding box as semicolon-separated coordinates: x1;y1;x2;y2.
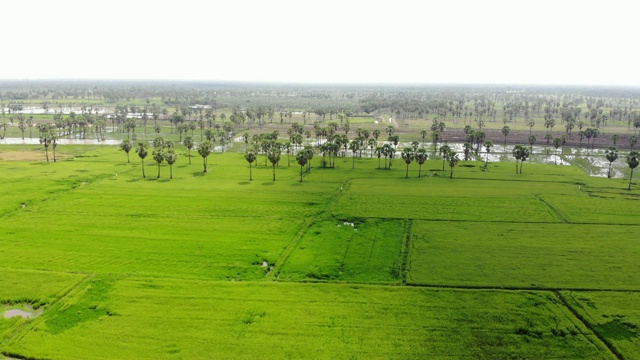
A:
238;181;251;185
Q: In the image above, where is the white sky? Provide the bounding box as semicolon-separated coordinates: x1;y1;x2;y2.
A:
2;0;639;86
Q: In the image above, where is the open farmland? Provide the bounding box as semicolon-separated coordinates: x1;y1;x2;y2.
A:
1;144;639;359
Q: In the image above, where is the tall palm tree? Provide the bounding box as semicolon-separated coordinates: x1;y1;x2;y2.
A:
184;136;194;165
244;150;257;181
268;145;281;181
137;142;148;178
448;151;460;179
197;140;213;173
296;152;308;182
401;147;414;178
553;137;563;165
349;140;360;169
483;141;493;170
501;125;510;148
153;148;165;179
605;147;618;178
439;144;451;171
415;148;428;178
528;135;536;153
165;150;178;179
626;150;639;190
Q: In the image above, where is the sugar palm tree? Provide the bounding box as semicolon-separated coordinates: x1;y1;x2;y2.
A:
483;140;493;170
626;150;639;190
553;137;563;165
184;136;194;165
296;152;308;182
415;148;428;178
268;145;281;181
244;150;257;181
401;147;414;178
501;125;510;148
137;142;148;178
153;148;165;179
197;140;213;173
165;150;178;179
448;151;460;179
605;147;618;178
439;144;451;171
528;135;536;153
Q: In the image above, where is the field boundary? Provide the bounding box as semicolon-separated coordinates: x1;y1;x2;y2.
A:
556;291;625;360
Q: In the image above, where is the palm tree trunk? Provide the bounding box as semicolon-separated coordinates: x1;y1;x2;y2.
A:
157;163;161;178
418;164;422;178
300;165;303;182
629;168;634;190
272;166;276;181
170;165;173;179
188;150;191;165
405;164;409;178
45;147;49;162
142;160;146;178
249;163;253;181
450;167;453;179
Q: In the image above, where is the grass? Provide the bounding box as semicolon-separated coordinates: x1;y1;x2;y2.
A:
408;221;640;289
3;277;612;360
0;143;638;359
562;291;640;358
278;219;407;282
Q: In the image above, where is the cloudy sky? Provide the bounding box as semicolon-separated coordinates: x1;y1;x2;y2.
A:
2;0;638;86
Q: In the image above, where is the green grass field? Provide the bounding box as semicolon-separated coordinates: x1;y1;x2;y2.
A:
0;143;638;359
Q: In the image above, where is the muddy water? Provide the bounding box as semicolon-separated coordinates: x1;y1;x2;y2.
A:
4;308;42;319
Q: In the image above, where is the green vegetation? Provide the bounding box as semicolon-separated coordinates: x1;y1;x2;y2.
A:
3;278;613;360
1;117;639;359
562;291;640;358
278;219;407;282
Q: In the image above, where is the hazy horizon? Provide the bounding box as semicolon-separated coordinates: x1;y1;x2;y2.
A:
3;0;639;87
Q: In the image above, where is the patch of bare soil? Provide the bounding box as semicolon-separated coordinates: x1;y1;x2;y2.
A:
0;151;65;161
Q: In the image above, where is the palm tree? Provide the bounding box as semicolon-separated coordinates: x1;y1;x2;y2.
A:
244;150;257;181
375;146;383;169
553;137;563;165
120;139;133;164
605;147;618;178
483;141;493;170
267;145;281;181
629;135;638;150
420;129;427;147
153;148;165;179
296;152;308;182
401;147;414;178
528;135;536;153
153;136;165;149
197;140;213;173
611;134;620;146
165;150;178;179
626;150;639;190
137;142;148;178
448;151;460;179
284;142;293;167
513;145;530;174
415;148;428;178
184;136;194;165
501;125;510;148
349;140;360;169
372;129;380;143
439;144;451;171
39;128;53;162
